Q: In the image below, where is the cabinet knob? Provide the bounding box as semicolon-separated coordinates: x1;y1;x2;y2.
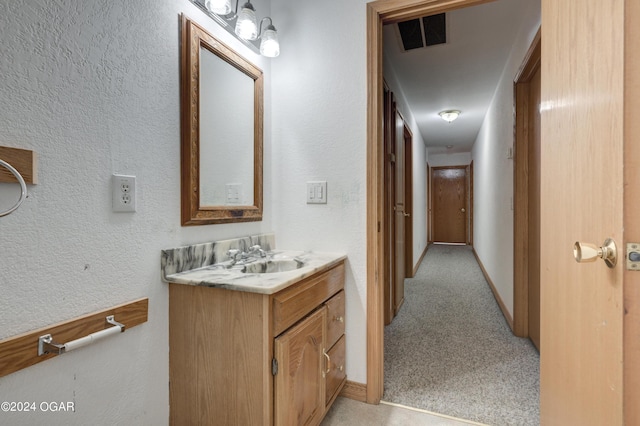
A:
334;316;344;323
338;365;344;372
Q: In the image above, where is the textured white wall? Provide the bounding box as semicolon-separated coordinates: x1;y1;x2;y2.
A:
270;0;369;383
471;3;540;317
384;58;429;270
0;1;271;424
428;152;471;167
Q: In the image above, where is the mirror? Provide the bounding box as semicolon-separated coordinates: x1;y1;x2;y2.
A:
181;15;263;225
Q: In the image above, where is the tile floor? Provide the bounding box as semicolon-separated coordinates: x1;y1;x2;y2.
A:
321;397;488;426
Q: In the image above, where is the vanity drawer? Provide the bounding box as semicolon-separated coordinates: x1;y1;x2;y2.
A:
272;262;345;336
325;335;346;405
325;290;345;349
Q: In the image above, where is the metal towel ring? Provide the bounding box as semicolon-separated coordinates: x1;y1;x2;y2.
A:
0;159;27;217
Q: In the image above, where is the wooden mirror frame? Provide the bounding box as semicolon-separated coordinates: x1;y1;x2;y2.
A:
180;14;264;225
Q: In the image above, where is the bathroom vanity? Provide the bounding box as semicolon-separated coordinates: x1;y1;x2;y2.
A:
162;235;347;426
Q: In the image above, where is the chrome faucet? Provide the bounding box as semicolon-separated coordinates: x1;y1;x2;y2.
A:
226;246;266;266
248;245;267;258
226;249;242;264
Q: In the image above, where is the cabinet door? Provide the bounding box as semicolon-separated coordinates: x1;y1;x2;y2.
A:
274;307;326;426
325;335;346;406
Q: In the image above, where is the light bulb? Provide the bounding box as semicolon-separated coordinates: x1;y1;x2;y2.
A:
235;2;258;40
205;0;232;15
439;110;461;123
260;27;280;57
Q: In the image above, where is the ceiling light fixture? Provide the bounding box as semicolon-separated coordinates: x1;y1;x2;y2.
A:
202;0;280;57
439;110;461;123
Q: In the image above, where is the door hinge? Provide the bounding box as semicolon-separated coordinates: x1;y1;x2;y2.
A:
388;153;396;163
272;358;278;375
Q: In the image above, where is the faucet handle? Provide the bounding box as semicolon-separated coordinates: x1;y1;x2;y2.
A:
248;245;266;257
227;249;240;260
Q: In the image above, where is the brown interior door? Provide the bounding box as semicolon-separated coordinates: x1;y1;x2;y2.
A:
541;0;625;422
403;124;414;278
393;111;406;315
527;65;541;351
432;167;467;243
383;87;395;325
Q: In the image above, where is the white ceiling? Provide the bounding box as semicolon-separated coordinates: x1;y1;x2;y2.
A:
383;0;536;155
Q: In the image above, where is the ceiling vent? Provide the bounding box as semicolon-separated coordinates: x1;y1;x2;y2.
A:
397;13;447;52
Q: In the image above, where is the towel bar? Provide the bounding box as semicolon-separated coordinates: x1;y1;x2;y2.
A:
38;315;125;356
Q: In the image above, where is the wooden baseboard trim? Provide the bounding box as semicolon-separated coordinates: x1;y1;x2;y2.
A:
472;249;514;330
339;380;367;402
412;244;429;276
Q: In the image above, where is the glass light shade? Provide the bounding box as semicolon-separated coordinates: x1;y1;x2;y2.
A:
235;2;258;40
205;0;232;15
260;27;280;57
439;110;461;122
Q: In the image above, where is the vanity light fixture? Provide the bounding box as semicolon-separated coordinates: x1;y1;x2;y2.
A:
205;0;232;15
235;1;258;40
259;17;279;57
439;110;461;123
202;0;280;57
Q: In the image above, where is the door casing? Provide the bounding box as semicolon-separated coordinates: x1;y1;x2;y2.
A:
513;29;541;345
365;1;639;423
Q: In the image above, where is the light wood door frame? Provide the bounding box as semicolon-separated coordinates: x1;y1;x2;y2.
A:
366;1;639;420
624;0;640;420
513;29;541;339
366;0;496;403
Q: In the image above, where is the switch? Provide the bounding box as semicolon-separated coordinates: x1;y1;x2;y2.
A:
226;183;242;204
307;181;327;204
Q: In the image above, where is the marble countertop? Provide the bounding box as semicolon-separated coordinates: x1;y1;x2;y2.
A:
162;250;347;294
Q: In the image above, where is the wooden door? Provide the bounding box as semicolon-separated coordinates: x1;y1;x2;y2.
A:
403;124;414;278
432;167;467;243
540;0;625;423
274;307;326;426
383;86;395;325
527;65;541;351
393;111;406;314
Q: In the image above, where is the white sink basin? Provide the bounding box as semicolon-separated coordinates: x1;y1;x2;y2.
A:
241;258;304;274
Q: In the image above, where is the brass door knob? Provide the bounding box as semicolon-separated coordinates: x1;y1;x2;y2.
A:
573;238;617;268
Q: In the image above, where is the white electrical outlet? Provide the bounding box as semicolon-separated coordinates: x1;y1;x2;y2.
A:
112;174;136;212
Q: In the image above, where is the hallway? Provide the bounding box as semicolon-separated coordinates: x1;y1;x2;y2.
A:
383;245;539;425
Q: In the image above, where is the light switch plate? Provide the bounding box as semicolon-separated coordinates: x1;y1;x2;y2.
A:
226;183;242;204
307;181;327;204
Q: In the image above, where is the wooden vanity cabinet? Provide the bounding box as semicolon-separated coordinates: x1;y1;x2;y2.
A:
169;261;346;426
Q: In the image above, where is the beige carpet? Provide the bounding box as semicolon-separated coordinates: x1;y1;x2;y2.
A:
383;244;539;425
